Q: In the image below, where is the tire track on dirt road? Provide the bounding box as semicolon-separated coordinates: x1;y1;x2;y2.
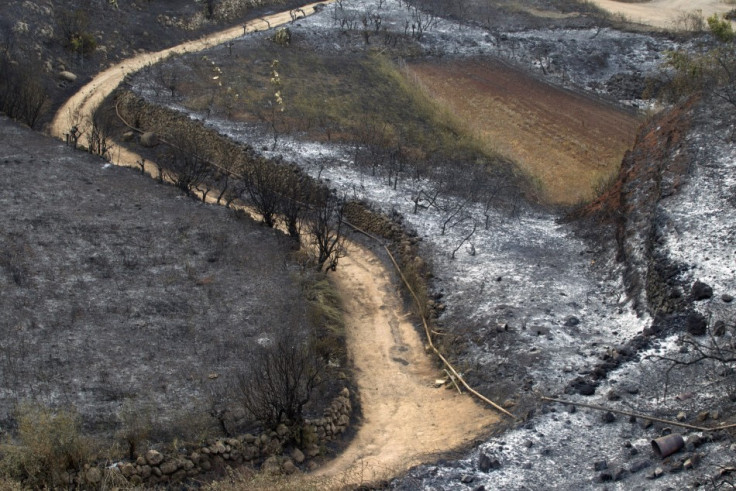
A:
48;2;500;487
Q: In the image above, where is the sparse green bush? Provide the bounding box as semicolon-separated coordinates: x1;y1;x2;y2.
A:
0;404;94;488
708;13;735;42
660;14;736;106
55;9;97;57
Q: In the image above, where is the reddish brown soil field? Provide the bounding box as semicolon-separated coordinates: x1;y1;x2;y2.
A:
406;59;641;204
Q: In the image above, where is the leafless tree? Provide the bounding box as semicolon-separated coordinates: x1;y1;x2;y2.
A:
164;133;212;197
309;193;347;272
236;333;322;430
242;159;281;228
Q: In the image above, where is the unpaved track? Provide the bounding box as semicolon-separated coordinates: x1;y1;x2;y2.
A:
49;2;330;140
587;0;734;28
48;2;499;487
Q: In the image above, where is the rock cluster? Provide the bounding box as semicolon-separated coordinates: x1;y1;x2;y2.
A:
75;388;351;486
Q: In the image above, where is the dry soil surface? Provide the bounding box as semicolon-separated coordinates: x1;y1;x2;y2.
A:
587;0;735;28
406;58;640;204
309;249;498;486
48;2;500;487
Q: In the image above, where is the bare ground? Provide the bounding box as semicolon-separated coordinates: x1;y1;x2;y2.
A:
405;58;640;204
44;1;501;485
309;247;498;486
588;0;735;28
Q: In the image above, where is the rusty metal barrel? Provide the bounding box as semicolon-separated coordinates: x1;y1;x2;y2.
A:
651;434;684;458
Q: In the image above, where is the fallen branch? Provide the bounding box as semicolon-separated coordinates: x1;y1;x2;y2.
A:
541;396;736;432
344;219;516;419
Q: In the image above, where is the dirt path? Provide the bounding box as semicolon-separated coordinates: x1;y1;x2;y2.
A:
587;0;734;29
48;2;500;487
308;249;498;486
48;1;330;140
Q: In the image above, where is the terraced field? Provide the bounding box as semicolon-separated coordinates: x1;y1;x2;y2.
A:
405;58;640;204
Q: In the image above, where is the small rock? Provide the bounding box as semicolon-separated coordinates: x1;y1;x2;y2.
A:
478;452;501;472
146;449;164;466
607;390;621;401
291;448;305;464
140;131;159;148
628;460;650;474
160;460;178;475
594;460;608;471
614;468;629;481
711;410;721;420
282;459;297;474
676;412;687;421
722;294;734;303
564;316;580;327
461;474;475;484
646;467;664;480
684;458;694;470
602;411;616;423
305;444;320;458
714;320;726;336
598;471;613;482
692;281;713;301
686;312;708;336
697;411;710;422
58;70;77;82
85;467;102;484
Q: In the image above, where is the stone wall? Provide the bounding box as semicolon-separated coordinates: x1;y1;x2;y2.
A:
76;388;352;487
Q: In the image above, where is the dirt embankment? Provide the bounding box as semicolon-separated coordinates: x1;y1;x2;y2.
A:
587;97;697;317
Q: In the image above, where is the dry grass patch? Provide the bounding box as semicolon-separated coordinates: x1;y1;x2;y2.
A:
404;59;641;204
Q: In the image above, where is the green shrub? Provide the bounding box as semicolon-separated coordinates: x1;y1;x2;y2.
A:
0;404;94;488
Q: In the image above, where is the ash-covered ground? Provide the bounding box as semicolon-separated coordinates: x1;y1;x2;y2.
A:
127;0;736;488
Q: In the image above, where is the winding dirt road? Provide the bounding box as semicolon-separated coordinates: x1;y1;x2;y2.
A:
48;2;499;487
587;0;734;29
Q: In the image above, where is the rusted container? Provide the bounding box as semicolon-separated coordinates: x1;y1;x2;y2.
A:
651;433;684;458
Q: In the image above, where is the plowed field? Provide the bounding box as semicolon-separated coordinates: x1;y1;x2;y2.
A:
406;59;640;204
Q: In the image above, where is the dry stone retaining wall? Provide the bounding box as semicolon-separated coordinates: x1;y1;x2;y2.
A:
75;388;351;487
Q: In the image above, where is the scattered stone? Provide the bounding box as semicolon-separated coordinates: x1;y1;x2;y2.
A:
607;390;621;401
684;458;694;470
628;460;650;474
461;474;475;484
697;411;710;422
594;460;608;471
722;294;734;303
711;410;721;420
646;467;664;479
305;444;320;458
676;412;687;421
564;316;580;327
602;411;616;423
692;281;714;300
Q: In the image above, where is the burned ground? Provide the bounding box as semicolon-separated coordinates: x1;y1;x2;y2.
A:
0;116;325;444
